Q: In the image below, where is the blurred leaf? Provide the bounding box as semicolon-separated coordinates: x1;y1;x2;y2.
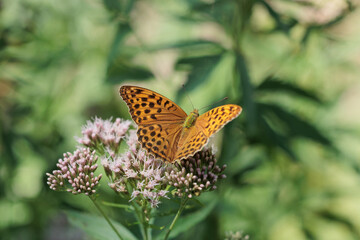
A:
236;53;257;137
258;112;298;160
107;22;132;64
188;0;234;17
259;0;298;34
256;76;322;103
102;0;123;12
185;0;238;29
301;2;353;45
259;103;332;146
102;201;134;211
105;20;153;84
175;53;223;101
220;121;244;162
192;0;231;12
148;40;224;52
230;158;264;186
155;200;217;240
107;61;154;84
102;0;135;15
301;226;316;240
66;210;138;240
317;210;360;238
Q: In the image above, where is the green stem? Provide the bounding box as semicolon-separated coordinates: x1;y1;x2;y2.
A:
90;197;123;240
131;201;148;240
142;202;151;240
164;197;189;240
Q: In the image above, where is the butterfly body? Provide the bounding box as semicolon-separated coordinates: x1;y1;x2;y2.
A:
183;109;199;129
120;86;242;163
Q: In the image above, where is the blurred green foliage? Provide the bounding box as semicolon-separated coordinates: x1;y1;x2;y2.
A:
1;0;360;239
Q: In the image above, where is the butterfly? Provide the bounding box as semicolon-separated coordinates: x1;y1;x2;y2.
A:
119;85;242;163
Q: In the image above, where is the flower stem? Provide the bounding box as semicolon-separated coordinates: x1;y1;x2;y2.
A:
131;202;148;240
142;202;152;240
164;197;189;240
90;197;123;240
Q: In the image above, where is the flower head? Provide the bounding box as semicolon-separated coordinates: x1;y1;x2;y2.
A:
224;231;250;240
46;148;102;195
165;148;226;198
76;117;132;151
106;130;169;208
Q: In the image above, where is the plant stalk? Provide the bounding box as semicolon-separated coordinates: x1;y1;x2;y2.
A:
131;201;148;240
164;197;189;240
90;197;123;240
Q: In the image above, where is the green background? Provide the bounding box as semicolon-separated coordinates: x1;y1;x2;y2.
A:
1;0;360;239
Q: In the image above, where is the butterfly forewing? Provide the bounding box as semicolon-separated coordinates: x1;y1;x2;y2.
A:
120;86;187;125
173;105;241;161
196;104;242;137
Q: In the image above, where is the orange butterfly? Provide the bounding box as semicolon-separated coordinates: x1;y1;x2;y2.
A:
120;86;242;163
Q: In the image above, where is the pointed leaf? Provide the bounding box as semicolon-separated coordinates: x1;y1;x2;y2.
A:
236;53;257;137
175;53;223;101
318;210;360;238
66;210;137;240
107;62;154;84
258;112;298;160
257;76;322;103
148;40;224;52
259;103;331;146
259;0;298;34
155;200;217;240
107;22;132;64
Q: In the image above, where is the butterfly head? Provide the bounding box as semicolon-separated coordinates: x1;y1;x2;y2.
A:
183;109;199;129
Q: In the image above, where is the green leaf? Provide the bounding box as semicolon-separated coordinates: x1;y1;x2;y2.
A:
230;158;264;185
66;210;138;240
259;103;332;146
258;112;298;160
101;201;134;211
175;53;223;101
185;0;238;28
259;0;298;34
317;210;360;238
107;22;132;64
301;226;316;240
220;120;244;162
107;61;154;84
102;0;122;12
148;40;224;52
105;21;154;84
102;0;135;15
236;53;257;137
256;76;322;103
155;200;217;240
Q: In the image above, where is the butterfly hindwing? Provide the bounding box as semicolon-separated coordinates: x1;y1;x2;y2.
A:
174;127;208;161
137;123;182;162
120;86;187;125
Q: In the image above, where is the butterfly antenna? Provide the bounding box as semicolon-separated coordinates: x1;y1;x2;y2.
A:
182;84;195;109
199;97;228;111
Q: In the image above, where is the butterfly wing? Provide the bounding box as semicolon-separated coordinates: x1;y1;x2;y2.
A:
120;86;187;125
197;104;242;137
120;85;187;162
120;86;242;162
174;104;242;161
137;123;182;162
174;126;208;161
